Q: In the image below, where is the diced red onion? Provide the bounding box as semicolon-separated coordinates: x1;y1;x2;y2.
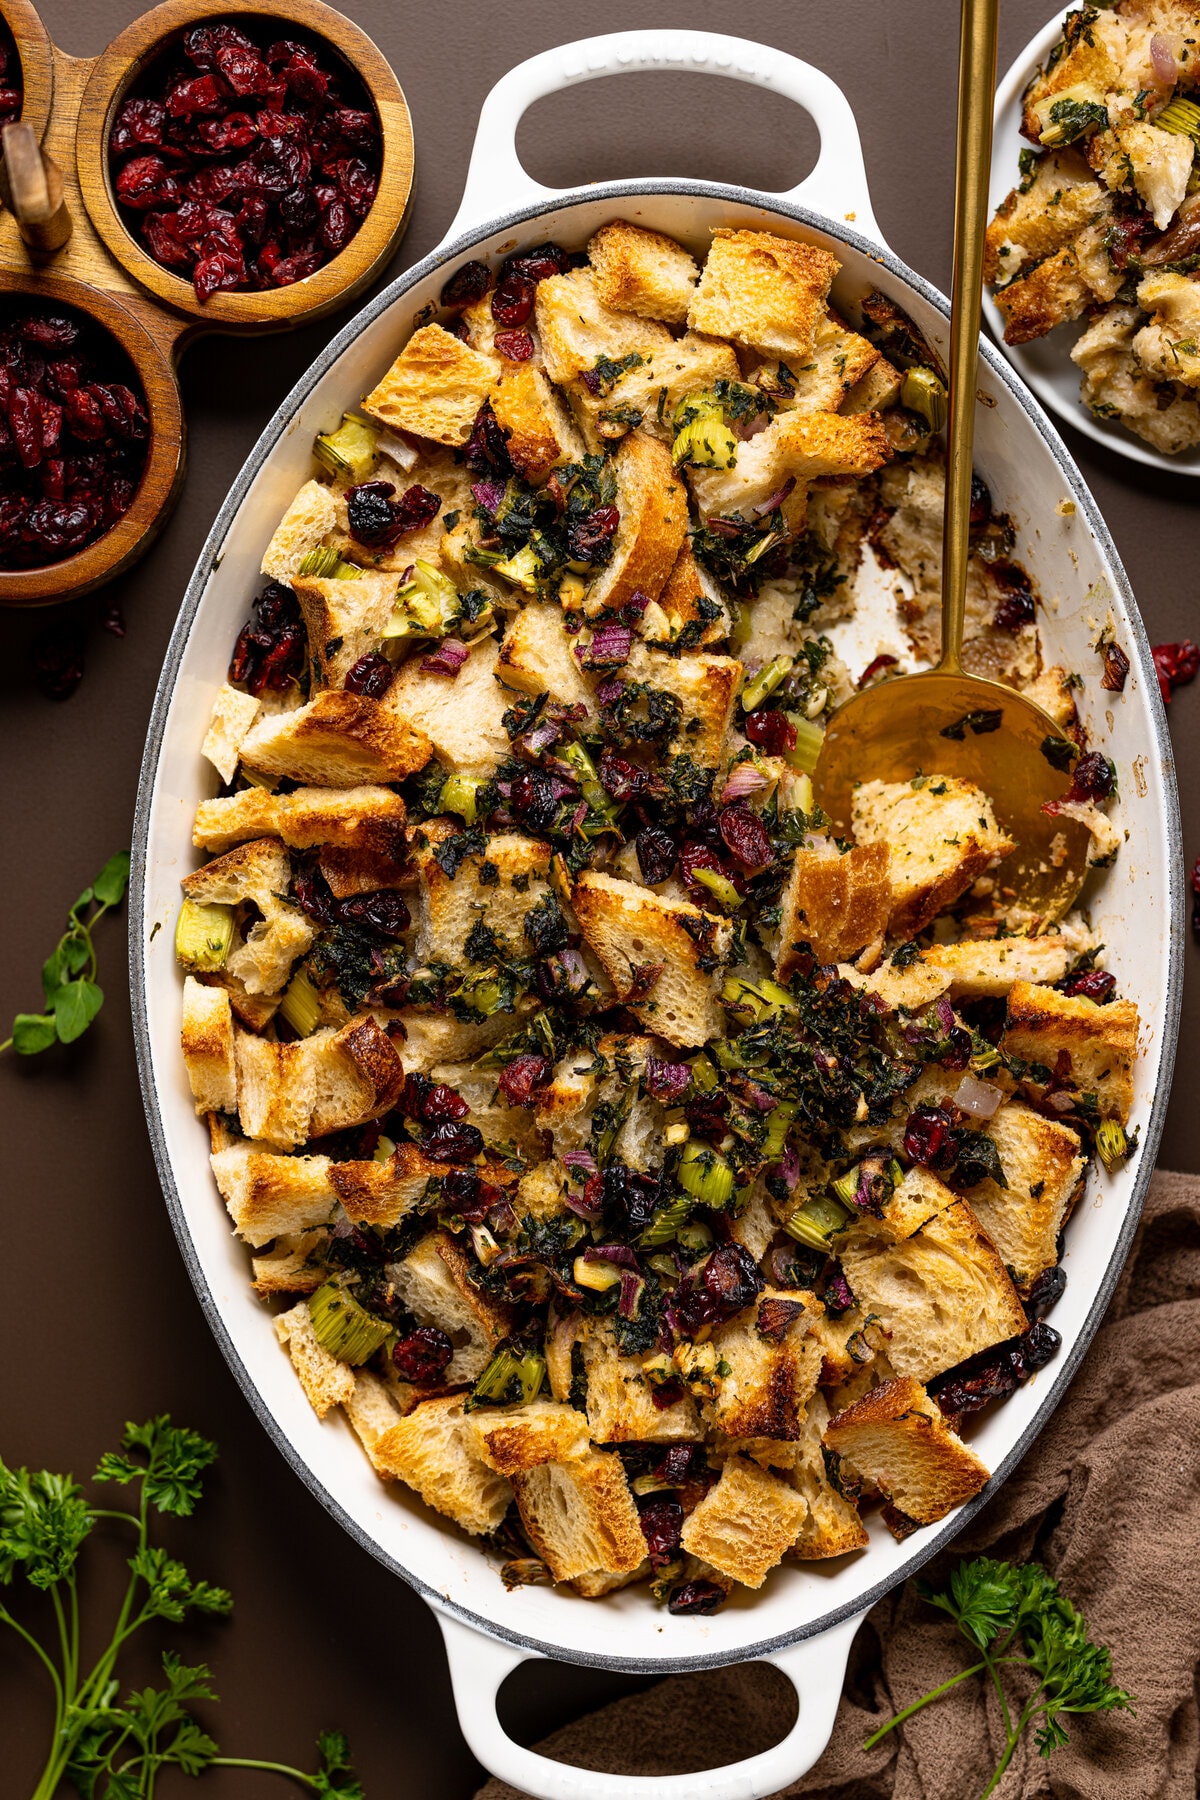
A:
575;622;631;668
753;476;796;516
720;763;769;805
376;428;418;470
624;589;650;617
565;1185;604;1222
1151;30;1178;83
587;1244;640;1270
743;1081;776;1113
645;1057;691;1103
471;479;505;514
596;677;626;705
932;994;955;1036
736;414;769;440
777;1141;802;1191
515;716;562;758
568;799;588;834
1047;1091;1077;1113
619;1271;645;1319
563;1149;597;1177
420;638;469;676
953;1074;1005;1121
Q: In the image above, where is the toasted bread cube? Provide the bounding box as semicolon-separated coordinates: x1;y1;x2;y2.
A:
260;478;340;585
210;1142;335;1246
653;541;729;646
851;777;1013;939
919;935;1073;997
622;639;741;768
233;1015;405;1150
512;1448;646;1582
497;602;596;712
754;313;879;415
1091;122;1192;232
469;1400;590;1475
588;220;699;324
679;1456;808;1588
572;871;732;1048
1019;6;1125;141
775;839;891;975
386;636;511;778
293;570;399;690
580;1318;702;1444
1134;271;1200;391
840;1199;1028;1384
688;228;839;358
533;1033;658;1163
571;1563;651;1598
181;976;237;1115
193;785;408;859
181;838;315;998
343;1366;406;1459
824;1374;989;1529
201;683;261;784
324;1139;459;1230
842;355;902;415
393;1006;522;1072
967;1102;1083;1292
362;324;498;446
873;1165;961;1243
787;1392;870;1559
702;1291;822;1441
984;150;1107;287
239;690;431;787
1071;302;1200;456
490;363;585;482
365;1393;513;1535
251;1229;328;1297
274;1300;355;1420
687;408;890;527
411;822;551;964
566;330;740;449
534;266;674;385
1002;979;1137;1123
581;430;688;617
390;1230;514;1384
993;244;1091;346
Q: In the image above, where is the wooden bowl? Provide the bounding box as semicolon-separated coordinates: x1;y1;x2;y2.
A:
76;0;415;332
0;0;52;144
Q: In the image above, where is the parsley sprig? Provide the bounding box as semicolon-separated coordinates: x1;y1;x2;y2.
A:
1;852;130;1055
864;1557;1132;1798
1;1416;364;1799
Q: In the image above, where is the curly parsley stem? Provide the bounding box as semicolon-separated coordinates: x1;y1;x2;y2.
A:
862;1660;989;1749
211;1756;325;1787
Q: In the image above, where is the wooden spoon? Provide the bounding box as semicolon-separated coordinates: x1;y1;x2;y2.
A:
813;0;1091;921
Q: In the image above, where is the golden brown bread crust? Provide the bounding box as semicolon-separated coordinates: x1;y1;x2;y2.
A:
588;219;699;323
193;786;409;859
581;430;688;617
824;1374;989;1528
688;227;840;358
1002;979;1138;1123
776;841;891;974
239;690;432;786
361;323;498;446
993;245;1091;345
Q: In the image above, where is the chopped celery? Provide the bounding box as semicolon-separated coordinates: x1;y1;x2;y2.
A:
688;1052;719;1091
574;1255;623;1291
493;544;542;592
459;973;507;1017
1096;1120;1129;1171
711;1039;745;1071
676;1220;714;1253
1157;96;1200;142
561;741;619;831
779;768;815;815
692;866;742;913
295;546;362;581
278;967;322;1037
783;712;825;775
440;772;483;824
676;1140;734;1207
741;655;793;712
309;1281;391;1365
467;1343;546;1408
636;1194;696;1248
671;400;738;470
313;413;379;483
373;1134;396;1164
239;766;278;790
175;899;234;972
761;1101;798;1162
558;570;586;607
900;367;948;433
405;560;459;630
646;1253;682;1282
783;1195;852;1250
830;1165;860;1207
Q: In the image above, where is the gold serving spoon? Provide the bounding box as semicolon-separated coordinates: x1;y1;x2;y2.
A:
813;0;1091;921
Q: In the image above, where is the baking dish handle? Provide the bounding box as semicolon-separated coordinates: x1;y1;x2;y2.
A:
441;30;887;251
437;1609;866;1800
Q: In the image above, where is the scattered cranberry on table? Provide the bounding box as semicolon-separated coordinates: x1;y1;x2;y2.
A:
108;22;381;303
1152;639;1200;705
0;306;150;570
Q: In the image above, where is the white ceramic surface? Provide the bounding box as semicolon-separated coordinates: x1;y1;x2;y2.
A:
986;6;1200;476
130;31;1184;1800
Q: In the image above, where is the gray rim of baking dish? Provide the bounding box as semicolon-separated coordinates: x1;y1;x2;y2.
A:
130;177;1185;1677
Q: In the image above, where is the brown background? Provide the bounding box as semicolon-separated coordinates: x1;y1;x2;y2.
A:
1;1;1196;1792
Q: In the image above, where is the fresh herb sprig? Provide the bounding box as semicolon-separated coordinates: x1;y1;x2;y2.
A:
1;852;131;1055
1;1416;364;1798
864;1557;1132;1799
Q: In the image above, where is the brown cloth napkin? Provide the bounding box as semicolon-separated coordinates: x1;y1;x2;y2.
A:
477;1168;1200;1800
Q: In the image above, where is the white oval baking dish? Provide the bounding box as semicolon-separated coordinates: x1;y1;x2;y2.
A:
130;31;1184;1800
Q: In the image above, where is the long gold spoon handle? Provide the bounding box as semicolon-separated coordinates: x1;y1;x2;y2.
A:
940;0;1000;675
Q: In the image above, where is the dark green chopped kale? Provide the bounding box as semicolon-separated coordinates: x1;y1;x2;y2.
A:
434;826;488;878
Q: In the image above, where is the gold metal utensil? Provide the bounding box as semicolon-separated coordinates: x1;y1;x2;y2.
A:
812;0;1091;922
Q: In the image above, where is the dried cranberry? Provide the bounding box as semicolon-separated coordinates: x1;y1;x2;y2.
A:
1023;1265;1067;1321
637;1497;683;1568
320;199;352;253
111;98;166;155
335;889;410;940
1056;967;1116;1003
441;260;491;308
902;1102;960;1172
18;315;78;349
991;562;1036;631
422;1120;485;1163
857;653;899;688
440;1167;482;1214
565;503;619;563
509;767;568;832
704;1244;764;1316
346;479;440;548
678;841;731;903
30;618;86;699
1152;640;1200;704
400;1075;470;1124
598;1164;661;1236
335;156;376;217
494;329;534;361
930;1321;1061;1419
743;708;797;754
167;75;227;120
718;803;772;869
343;652;394;699
1062;750;1116;805
464;403;513;476
599;749;660;802
228;580;306;694
490;270;535;327
667;1579;727;1616
969;473;992;530
498;1054;553;1106
392;1326;453;1385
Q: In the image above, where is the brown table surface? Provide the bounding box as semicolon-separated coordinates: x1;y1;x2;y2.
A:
2;0;1196;1791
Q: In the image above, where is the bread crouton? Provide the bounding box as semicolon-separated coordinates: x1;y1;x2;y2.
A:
496;602;596;712
572;871;731;1048
568;331;740;449
534;266;674;385
1019;6;1126;142
701;1291;823;1441
919;935;1073;997
324;1139;458;1230
571;1564;651;1598
181;838;315;997
652;541;729;646
622;638;741;768
364;1392;513;1535
239;689;430;786
361;324;498;447
274;1300;355;1419
233;1015;405;1150
411;821;551;964
679;1456;808;1588
292;570;399;690
250;1229;328;1297
581;430;688;617
588;220;699;324
1002;979;1137;1123
210;1141;335;1245
824;1374;989;1530
469;1399;590;1474
390;1230;515;1384
993;244;1091;346
1133;270;1200;391
392;1006;522;1072
842;355;902;415
342;1366;406;1461
181;976;237;1115
871;1165;961;1243
775;839;891;974
512;1448;646;1582
840;1199;1028;1384
580;1318;702;1444
688;228;840;359
787;1391;870;1559
201;683;261;783
966;1102;1083;1292
687;408;890;528
1090;122;1192;231
1071;303;1200;455
386;636;511;777
260;478;339;585
851;776;1013;939
533;1033;660;1166
984;150;1107;287
193;785;408;859
490;363;585;482
754;313;879;415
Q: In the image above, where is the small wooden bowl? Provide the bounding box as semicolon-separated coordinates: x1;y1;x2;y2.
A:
77;0;415;332
0;0;414;606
